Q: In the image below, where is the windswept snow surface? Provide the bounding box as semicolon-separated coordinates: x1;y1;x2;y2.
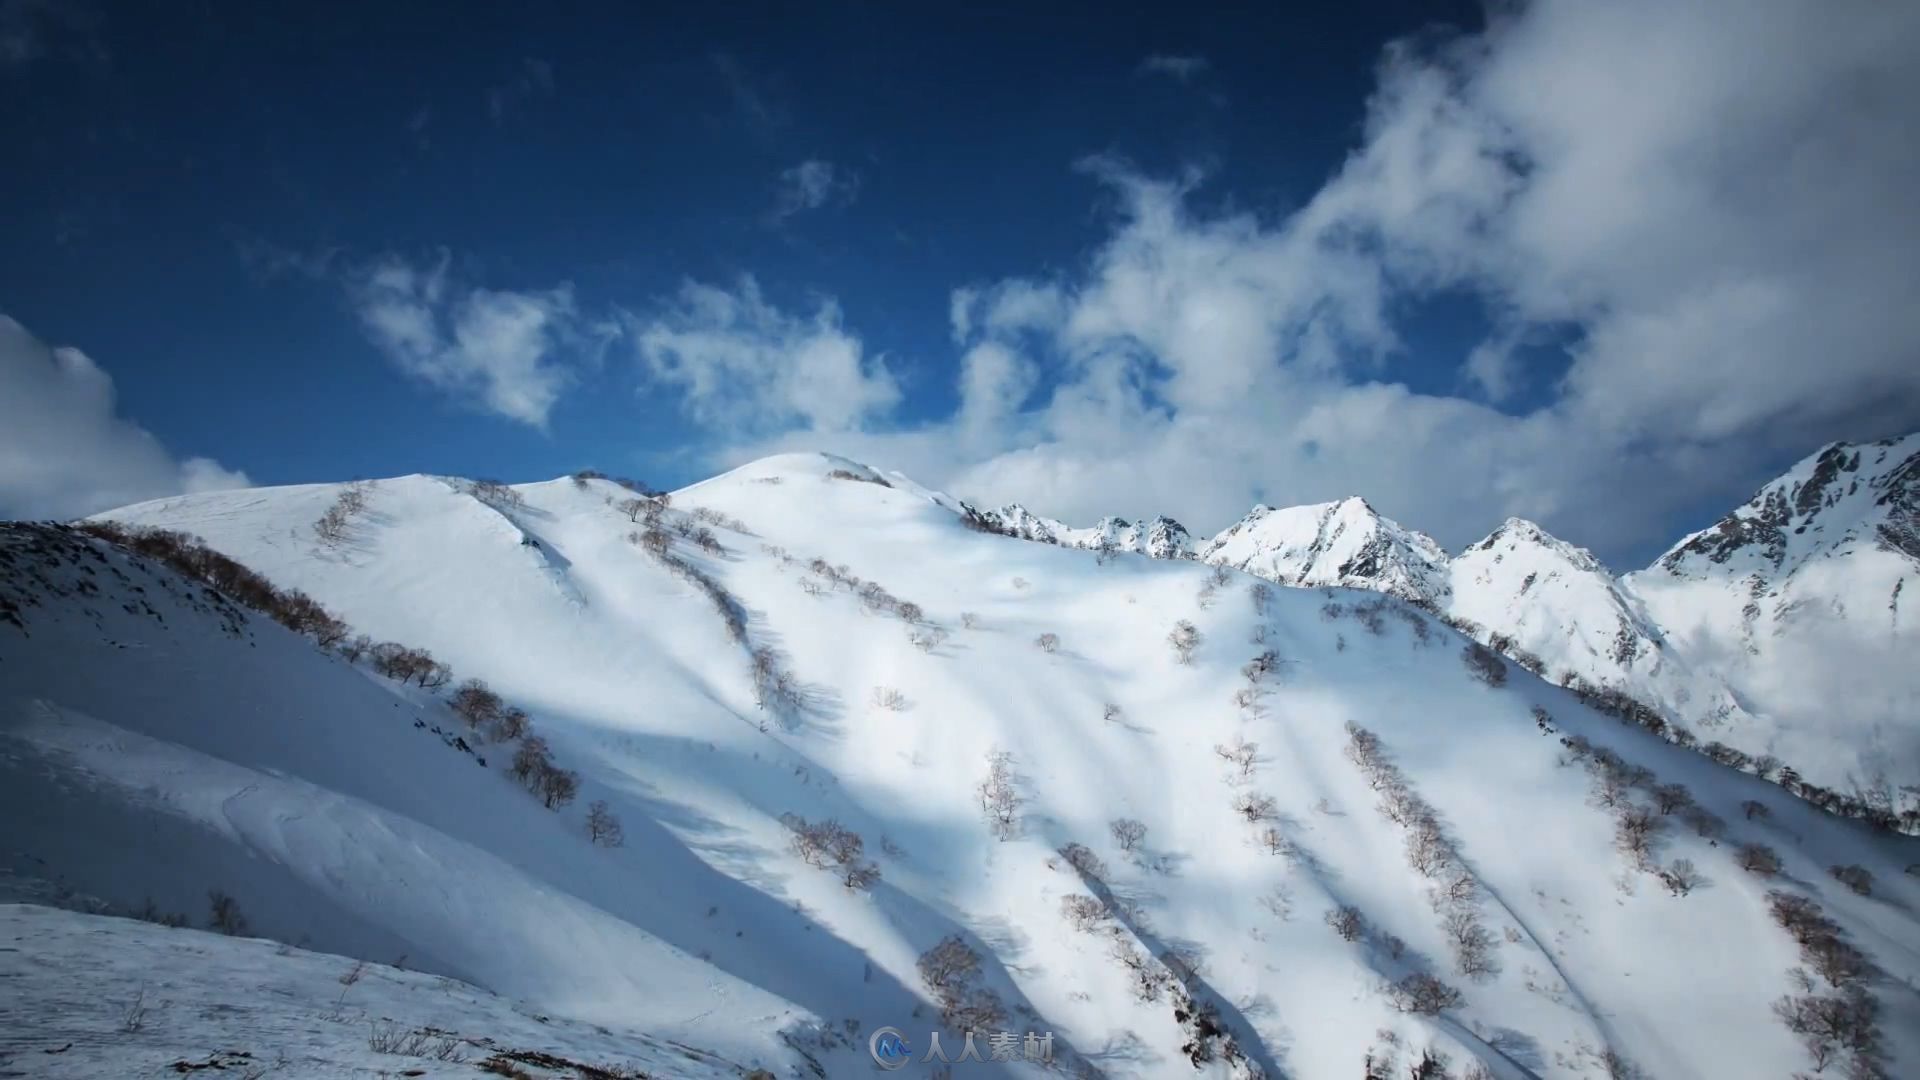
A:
0;452;1914;1077
0;903;748;1079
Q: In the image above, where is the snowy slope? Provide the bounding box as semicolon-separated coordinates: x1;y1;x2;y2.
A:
0;903;749;1079
7;451;1897;1079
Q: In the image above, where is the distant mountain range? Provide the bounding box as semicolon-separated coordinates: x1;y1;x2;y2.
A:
967;432;1920;821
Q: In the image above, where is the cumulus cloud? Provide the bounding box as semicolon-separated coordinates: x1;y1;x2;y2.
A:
629;276;900;434
670;0;1920;565
1136;54;1210;83
350;252;607;429
0;315;250;519
770;159;860;222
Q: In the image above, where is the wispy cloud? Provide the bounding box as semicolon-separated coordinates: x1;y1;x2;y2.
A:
486;57;554;122
349;252;611;429
769;159;860;223
0;314;249;519
710;52;789;143
627;276;899;434
1135;54;1210;83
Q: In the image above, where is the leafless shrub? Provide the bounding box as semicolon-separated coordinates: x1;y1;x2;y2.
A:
1830;864;1873;896
1259;884;1294;921
1061;894;1110;932
314;504;350;546
1102;703;1123;725
1034;631;1059;653
1460;641;1508;687
1742;799;1772;820
132;897;189;928
960;611;980;629
1057;842;1108;881
1258;827;1287;855
1387;972;1463;1015
468;479;525;510
586;800;625;847
1110;817;1148;852
827;468;892;487
1326;905;1364;941
909;626;948;652
119;985;148;1032
1738;843;1783;877
871;686;907;711
207;890;247;936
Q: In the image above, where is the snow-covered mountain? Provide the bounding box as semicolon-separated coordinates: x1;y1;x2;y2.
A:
970;503;1195;560
1182;435;1920;823
1200;499;1452;607
4;451;1919;1079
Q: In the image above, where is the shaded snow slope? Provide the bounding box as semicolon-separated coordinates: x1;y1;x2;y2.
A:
4;451;1913;1078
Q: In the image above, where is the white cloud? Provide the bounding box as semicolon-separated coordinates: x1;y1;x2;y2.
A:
629;276;899;434
1136;55;1210;83
771;159;860;222
350;252;604;429
0;315;250;520
662;0;1920;565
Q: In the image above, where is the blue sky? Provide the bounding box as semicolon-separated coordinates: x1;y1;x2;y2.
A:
4;1;1917;566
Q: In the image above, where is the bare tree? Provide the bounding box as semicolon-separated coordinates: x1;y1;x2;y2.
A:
1110;818;1148;852
449;678;504;731
1231;791;1276;822
1325;905;1364;942
909;626;948;653
1738;843;1783;877
491;706;531;742
337;633;372;663
1248;581;1272;615
617;497;648;522
537;763;580;809
1658;858;1702;896
1614;805;1660;868
960;611;980;630
1168;620;1202;664
1829;865;1873;896
1102;703;1123;725
1741;799;1772;821
586;800;625;847
871;686;907;711
1651;782;1694;815
1213;736;1259;780
207;890;248;936
979;750;1022;840
1259;827;1286;855
1387;973;1463;1015
1035;632;1060;653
